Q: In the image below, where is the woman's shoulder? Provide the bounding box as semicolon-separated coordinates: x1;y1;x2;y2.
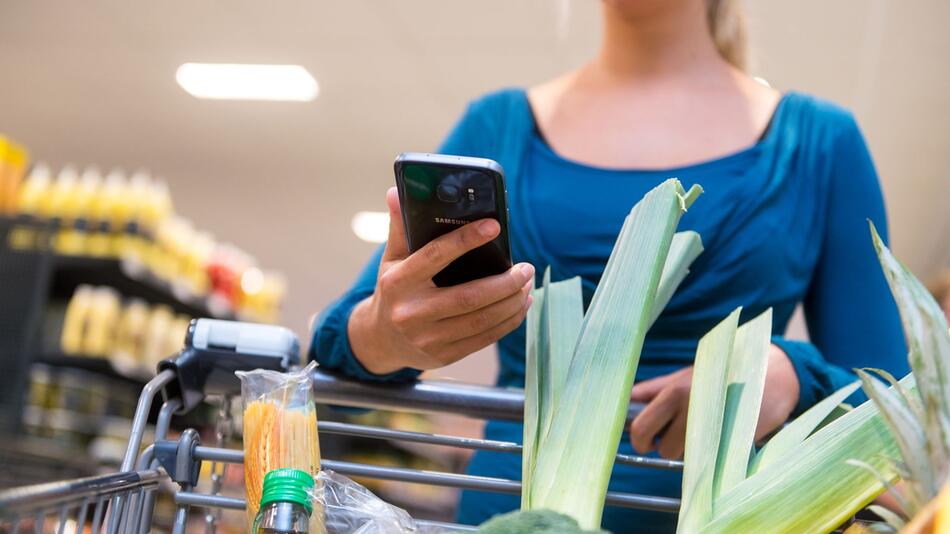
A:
780;91;863;144
460;87;529;125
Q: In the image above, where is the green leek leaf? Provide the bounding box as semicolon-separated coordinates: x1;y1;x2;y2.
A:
677;309;741;533
750;381;861;475
713;308;772;499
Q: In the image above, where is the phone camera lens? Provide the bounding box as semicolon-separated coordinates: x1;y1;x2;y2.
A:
436;183;460;203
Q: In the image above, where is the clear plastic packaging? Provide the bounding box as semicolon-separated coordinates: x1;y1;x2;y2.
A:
239;361;323;533
317;470;445;534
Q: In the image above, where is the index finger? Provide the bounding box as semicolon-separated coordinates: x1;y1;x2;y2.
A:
395;218;500;283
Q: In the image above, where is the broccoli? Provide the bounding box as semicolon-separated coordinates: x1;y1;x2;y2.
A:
476;509;610;534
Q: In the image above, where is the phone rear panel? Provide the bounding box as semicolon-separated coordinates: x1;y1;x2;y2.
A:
395;155;512;287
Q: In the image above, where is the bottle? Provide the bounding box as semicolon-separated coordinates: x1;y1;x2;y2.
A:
88;169;125;257
253;468;314;534
10;162;51;250
16;162;52;218
61;285;94;354
56;166;101;255
123;169;151;265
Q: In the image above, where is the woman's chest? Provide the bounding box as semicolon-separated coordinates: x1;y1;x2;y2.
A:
509;147;828;315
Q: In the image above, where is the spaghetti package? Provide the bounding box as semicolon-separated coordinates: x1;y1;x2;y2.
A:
238;361;324;532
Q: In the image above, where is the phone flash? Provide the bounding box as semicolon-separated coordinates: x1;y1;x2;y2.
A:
467;187;476;201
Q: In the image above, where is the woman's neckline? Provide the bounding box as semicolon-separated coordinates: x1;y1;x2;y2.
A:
521;88;792;174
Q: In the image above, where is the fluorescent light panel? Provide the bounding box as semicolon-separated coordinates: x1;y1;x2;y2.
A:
176;63;318;101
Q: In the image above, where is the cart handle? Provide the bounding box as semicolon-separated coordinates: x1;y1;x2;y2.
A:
158;319;299;413
310;368;645;425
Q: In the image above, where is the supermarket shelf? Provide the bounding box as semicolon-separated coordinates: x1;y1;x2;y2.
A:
0;436;97;488
35;352;152;386
51;255;234;320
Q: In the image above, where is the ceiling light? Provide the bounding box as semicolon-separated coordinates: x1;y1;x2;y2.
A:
351;211;390;244
753;76;771;88
175;63;318;101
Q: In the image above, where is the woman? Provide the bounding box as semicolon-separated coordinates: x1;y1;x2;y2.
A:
312;0;908;531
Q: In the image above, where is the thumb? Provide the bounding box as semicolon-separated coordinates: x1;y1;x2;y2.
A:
382;187;410;261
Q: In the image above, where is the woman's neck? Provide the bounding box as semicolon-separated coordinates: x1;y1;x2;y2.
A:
593;2;727;81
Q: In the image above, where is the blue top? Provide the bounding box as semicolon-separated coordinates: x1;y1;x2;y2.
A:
310;88;908;533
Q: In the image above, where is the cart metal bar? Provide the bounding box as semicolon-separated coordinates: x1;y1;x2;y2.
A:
311;368;645;424
194;446;242;463
173;492;479;532
321;460;681;513
420;519;477;532
181;453;680;514
317;421;682;471
0;469;163;512
193;438;683;471
120;369;175;472
176;491;244;510
319;420;522;453
155;399;181;441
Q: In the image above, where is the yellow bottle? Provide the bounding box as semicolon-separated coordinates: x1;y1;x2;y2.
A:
47;165;82;255
82;287;120;357
141;179;173;274
61;285;94;355
113;298;150;376
0;137;29;215
45;165;79;220
87;169;122;257
142;305;174;368
55;166;100;256
104;169;132;259
121;170;151;266
9;162;52;250
17;162;51;217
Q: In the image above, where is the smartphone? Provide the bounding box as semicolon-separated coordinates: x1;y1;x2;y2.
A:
394;152;512;287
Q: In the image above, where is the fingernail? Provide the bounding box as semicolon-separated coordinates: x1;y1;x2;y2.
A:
526;295;534;308
478;219;499;237
519;263;535;281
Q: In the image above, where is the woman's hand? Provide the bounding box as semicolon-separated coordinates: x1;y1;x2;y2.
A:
348;187;535;375
628;343;800;459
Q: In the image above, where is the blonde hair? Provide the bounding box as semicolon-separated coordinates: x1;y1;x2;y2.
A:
706;0;748;71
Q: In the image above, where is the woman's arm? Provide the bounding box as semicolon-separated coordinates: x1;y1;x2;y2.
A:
309;245;422;382
776;111;908;414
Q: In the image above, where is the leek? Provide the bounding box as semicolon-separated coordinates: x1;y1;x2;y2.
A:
678;221;950;533
677;305;902;534
522;179;703;529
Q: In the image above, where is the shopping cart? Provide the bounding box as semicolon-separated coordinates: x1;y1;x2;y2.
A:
0;319;682;533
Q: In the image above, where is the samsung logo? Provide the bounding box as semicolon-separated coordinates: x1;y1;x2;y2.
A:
434;217;471;225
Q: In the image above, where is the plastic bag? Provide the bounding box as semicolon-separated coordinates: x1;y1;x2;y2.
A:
318;469;448;534
238;361;324;532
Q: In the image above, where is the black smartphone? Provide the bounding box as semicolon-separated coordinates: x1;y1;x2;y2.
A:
394;152;513;287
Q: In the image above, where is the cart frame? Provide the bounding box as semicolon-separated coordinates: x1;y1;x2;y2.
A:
0;319;682;533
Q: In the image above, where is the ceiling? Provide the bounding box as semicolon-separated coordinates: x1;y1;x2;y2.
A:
1;1;948;340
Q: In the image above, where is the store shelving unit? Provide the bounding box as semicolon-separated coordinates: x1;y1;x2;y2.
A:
0;215;227;486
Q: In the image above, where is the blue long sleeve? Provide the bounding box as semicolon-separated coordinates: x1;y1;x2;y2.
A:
773;113;907;414
309;246;421;382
